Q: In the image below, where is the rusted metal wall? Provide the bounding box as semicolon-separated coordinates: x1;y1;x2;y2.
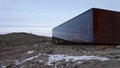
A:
93;9;120;44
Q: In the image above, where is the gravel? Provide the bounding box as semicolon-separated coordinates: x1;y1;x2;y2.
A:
0;42;120;68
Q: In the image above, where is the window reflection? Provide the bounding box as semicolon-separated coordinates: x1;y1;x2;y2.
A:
53;9;93;44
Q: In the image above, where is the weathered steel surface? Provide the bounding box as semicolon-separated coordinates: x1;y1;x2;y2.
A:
93;8;120;44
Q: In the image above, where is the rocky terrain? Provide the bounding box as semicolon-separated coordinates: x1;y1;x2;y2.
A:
0;33;120;68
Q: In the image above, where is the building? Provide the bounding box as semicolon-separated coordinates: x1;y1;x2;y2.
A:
52;8;120;44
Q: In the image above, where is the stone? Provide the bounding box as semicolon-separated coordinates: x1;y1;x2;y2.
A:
6;63;19;68
116;45;120;49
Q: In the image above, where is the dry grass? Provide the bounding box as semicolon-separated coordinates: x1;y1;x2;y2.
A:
0;32;51;46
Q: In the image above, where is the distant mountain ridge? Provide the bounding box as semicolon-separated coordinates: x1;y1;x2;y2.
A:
0;32;51;46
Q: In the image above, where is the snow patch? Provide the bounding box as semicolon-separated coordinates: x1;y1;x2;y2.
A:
20;54;40;64
17;53;42;65
47;54;109;65
26;51;34;54
2;66;6;68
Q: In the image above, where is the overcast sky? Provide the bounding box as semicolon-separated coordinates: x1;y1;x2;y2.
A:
0;0;120;36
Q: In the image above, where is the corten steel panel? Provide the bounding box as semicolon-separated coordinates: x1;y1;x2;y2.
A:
93;8;120;44
52;9;94;44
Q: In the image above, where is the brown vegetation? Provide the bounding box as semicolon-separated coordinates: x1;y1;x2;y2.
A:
0;32;51;46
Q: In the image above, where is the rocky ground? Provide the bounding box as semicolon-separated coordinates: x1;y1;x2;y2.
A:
0;33;120;68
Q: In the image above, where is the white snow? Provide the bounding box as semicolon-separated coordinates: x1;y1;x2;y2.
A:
26;51;34;54
12;53;109;66
2;66;6;68
47;54;109;65
20;54;40;64
17;53;42;65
